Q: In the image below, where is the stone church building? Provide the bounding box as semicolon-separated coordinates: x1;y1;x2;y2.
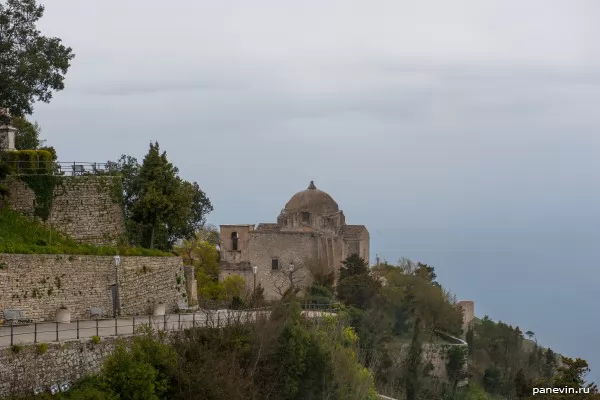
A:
219;181;370;299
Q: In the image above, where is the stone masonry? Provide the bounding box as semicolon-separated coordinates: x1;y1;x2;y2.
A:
0;336;134;397
2;175;126;246
0;254;186;321
219;181;370;300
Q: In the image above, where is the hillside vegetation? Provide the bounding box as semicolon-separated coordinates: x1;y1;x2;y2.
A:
0;208;170;257
1;253;598;400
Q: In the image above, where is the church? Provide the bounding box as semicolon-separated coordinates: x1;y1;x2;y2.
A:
219;181;370;299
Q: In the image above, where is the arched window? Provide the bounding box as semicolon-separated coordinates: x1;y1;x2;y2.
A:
231;232;238;251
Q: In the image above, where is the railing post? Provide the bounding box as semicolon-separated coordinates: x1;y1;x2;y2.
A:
76;319;79;340
34;322;37;344
178;314;181;330
96;319;99;337
56;322;59;342
10;324;13;347
193;312;195;328
164;314;167;331
133;316;135;334
115;317;118;336
217;313;220;328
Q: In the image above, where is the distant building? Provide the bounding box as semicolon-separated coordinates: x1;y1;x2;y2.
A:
219;181;369;299
458;300;475;336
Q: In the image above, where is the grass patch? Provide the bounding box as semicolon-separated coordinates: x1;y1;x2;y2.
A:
0;208;172;256
36;343;49;355
11;344;23;354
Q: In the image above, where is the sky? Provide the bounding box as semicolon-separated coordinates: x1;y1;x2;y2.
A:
28;0;600;382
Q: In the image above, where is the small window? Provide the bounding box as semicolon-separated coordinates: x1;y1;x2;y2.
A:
271;258;279;270
301;212;310;223
231;232;238;251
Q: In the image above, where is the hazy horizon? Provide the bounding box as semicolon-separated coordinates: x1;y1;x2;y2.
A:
28;0;600;383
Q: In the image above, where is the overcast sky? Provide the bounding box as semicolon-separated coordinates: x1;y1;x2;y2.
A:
31;0;600;382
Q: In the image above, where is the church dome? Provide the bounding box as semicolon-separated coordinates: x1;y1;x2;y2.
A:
284;181;339;214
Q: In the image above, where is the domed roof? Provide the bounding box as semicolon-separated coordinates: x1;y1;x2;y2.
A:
284;181;339;214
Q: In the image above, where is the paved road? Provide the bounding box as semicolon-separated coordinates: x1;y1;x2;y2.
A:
0;309;334;347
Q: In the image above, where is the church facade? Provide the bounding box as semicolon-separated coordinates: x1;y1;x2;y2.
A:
219;181;370;300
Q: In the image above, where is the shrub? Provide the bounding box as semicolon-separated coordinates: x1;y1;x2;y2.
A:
98;333;177;399
36;343;49;355
11;344;23;354
4;149;53;175
91;335;101;345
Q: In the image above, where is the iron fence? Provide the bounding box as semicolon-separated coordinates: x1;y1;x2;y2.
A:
2;161;119;177
0;305;340;348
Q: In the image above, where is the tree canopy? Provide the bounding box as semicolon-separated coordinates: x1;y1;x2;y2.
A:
0;0;75;117
113;142;213;250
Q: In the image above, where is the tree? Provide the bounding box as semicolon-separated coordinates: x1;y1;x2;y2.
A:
222;275;245;302
121;142;213;249
10;115;57;158
553;357;596;390
544;348;557;378
98;330;178;399
304;256;335;290
273;262;307;297
337;274;380;310
339;254;369;281
174;232;221;302
12;115;41;149
0;0;75;117
130;142;180;248
175;231;219;273
525;330;535;340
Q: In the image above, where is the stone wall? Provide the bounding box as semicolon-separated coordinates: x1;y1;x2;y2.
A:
458;301;475;336
183;265;198;306
0;336;132;398
2;175;126;246
0;254;185;321
220;232;319;300
396;342;467;382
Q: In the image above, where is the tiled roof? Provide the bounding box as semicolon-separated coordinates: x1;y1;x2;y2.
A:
255;223;281;232
339;224;367;239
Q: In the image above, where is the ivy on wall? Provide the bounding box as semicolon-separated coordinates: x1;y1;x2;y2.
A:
445;345;469;387
4;150;58;221
3;151;126;221
19;174;60;220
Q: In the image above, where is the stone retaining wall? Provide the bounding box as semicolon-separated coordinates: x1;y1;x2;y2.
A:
0;336;132;398
2;175;126;246
0;254;185;321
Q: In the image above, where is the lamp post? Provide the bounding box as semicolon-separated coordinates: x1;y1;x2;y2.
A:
288;262;295;289
113;255;121;317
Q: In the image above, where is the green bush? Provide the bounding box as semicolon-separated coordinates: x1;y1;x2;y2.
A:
4;150;53;174
36;343;49;354
11;344;23;354
91;336;101;345
97;334;177;399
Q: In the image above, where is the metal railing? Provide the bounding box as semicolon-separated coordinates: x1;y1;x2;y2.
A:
2;161;119;177
0;305;340;348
